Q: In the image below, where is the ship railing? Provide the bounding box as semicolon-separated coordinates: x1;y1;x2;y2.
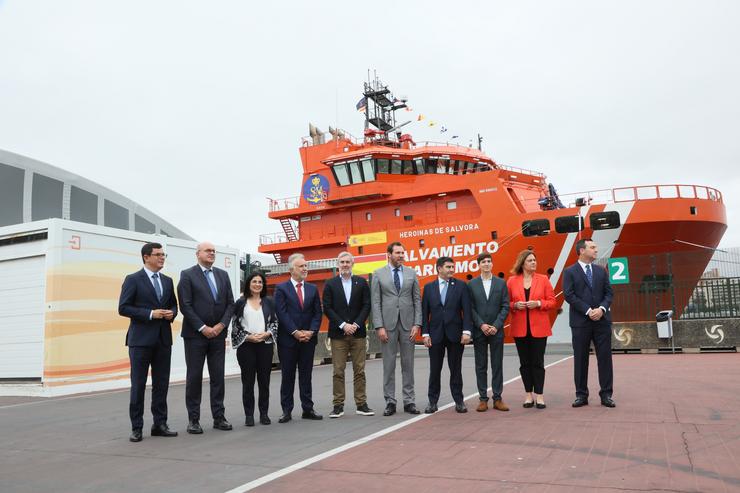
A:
262;258;338;275
529;184;724;208
496;164;546;178
301;129;363;146
259;232;289;245
267;196;300;212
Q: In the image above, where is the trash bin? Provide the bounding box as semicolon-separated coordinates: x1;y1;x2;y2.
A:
656;310;673;338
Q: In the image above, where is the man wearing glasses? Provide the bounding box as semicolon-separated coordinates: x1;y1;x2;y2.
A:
119;242;178;442
178;241;236;434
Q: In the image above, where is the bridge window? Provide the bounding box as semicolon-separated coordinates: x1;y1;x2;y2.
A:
390;159;403;174
361;158;375;182
414;158;425;174
333;163;350;186
403;160;415;175
522;219;550;237
589;211;620;230
425;158;437;174
376;159;389;174
349;160;362;184
555;215;583;233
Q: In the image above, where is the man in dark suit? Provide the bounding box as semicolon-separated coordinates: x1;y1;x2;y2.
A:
468;252;510;412
274;253;323;423
563;238;615;408
323;252;373;418
177;241;235;433
118;242;178;442
421;256;473;414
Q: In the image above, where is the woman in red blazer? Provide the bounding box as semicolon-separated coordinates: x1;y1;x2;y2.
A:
507;249;556;409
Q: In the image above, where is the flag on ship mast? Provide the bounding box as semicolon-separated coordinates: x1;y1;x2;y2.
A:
356;97;367;113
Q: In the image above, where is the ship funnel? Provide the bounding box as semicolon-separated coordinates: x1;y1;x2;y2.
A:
328;126;345;141
308;123;325;145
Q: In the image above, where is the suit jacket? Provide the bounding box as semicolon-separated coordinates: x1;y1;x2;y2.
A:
467;276;510;341
177;264;235;339
322;275;371;339
119;268;178;347
370;264;422;331
506;273;556;338
421;277;473;344
274;279;322;348
563;262;613;328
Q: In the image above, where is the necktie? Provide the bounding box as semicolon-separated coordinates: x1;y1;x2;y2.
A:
151;273;162;301
585;264;593;288
440;280;448;305
205;269;218;300
296;282;304;309
393;267;401;294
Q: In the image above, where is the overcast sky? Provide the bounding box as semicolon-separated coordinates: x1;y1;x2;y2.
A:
1;0;738;259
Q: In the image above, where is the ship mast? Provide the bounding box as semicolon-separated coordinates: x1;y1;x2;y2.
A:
362;73;410;146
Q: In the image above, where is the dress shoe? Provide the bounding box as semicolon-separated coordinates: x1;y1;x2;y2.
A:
356;403;375;416
151;423;178;437
245;416;255;427
213;417;233;430
187;420;203;434
572;397;589;408
424;403;438;414
493;399;510;412
383;403;396;416
476;401;488;412
302;409;323;420
523;401;534;408
278;413;292;423
536;402;547;409
260;415;271;425
455;403;468;413
129;429;142;442
403;403;421;415
601;397;616;408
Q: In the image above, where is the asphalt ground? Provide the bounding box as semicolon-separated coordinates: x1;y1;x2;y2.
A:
0;344;572;493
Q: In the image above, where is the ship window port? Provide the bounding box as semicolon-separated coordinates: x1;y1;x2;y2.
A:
522;211;621;237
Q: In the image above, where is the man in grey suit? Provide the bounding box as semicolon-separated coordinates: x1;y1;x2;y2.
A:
468;252;510;412
371;242;422;416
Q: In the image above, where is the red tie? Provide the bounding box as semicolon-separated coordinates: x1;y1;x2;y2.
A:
296;282;304;309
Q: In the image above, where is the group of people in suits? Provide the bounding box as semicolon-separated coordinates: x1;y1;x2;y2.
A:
118;238;615;442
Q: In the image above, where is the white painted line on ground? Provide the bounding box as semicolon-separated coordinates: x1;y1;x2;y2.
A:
224;355;574;493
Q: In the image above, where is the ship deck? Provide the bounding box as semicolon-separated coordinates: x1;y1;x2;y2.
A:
1;347;738;492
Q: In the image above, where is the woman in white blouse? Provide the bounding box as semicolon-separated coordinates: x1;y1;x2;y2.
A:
232;272;277;426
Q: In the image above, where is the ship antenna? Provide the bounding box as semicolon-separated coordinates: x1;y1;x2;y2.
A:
478;134;483;151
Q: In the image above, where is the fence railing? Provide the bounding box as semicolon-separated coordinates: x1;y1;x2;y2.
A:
611;277;740;322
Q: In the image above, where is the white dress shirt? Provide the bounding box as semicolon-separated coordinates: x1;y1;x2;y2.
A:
143;266;162;320
578;260;606;315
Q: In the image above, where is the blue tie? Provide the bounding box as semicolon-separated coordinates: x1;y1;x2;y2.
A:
205;269;218;300
440;280;448;305
585;264;593;288
393;267;401;294
151;273;162;302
